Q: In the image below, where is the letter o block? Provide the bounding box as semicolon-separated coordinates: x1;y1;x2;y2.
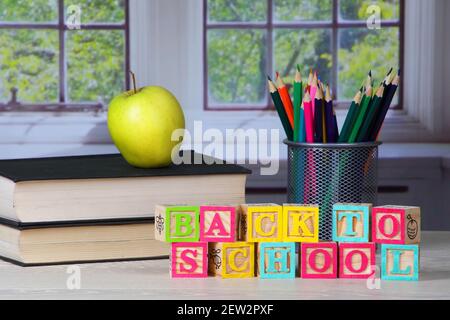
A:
339;243;376;279
300;242;337;279
258;242;296;279
200;206;237;242
208;242;255;278
171;243;208;278
239;204;282;242
155;205;200;242
372;206;421;244
282;204;319;242
381;244;419;281
332;203;371;242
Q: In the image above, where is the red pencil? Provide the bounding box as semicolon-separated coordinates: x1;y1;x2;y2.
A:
276;73;294;127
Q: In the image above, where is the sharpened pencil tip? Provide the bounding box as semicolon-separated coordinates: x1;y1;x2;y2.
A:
386;67;393;76
296;64;301;72
397;68;401;76
369;70;372;77
267;75;272;81
275;71;279;79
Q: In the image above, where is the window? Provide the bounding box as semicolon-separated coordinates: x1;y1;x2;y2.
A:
0;0;129;112
204;0;403;110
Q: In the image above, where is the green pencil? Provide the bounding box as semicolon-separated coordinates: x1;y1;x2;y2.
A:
357;84;384;142
348;86;373;143
293;65;303;142
338;89;362;143
268;76;293;141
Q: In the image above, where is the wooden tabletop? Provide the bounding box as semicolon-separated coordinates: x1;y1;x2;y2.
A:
0;231;448;300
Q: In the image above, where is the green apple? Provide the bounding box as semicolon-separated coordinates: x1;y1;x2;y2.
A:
107;86;185;168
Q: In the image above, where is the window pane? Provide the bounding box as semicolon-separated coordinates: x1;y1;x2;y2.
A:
274;29;332;87
338;27;399;100
339;0;399;21
0;29;58;103
67;30;125;104
274;0;332;22
65;0;125;23
207;0;267;22
0;0;57;22
207;29;267;105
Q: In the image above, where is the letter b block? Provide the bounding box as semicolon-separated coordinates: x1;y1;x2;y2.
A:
155;205;199;242
372;206;421;244
208;242;255;278
171;243;208;278
300;242;338;279
332;203;371;242
282;204;319;242
239;204;282;242
381;244;419;281
200;205;237;242
258;242;296;279
339;243;376;279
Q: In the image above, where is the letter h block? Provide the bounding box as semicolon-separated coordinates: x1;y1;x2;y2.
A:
332;203;371;242
381;244;419;281
372;206;421;244
239;204;282;242
200;205;237;242
155;205;199;242
282;204;319;242
208;242;255;278
170;243;208;278
258;242;296;279
300;242;338;279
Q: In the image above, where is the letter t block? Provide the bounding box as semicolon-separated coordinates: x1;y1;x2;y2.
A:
155;205;199;242
332;203;371;242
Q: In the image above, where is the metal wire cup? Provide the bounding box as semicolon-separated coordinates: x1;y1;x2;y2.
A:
284;140;381;241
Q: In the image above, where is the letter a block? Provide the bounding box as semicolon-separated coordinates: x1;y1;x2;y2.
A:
258;242;296;279
171;243;208;278
239;204;282;242
339;243;376;279
372;206;421;244
155;205;199;242
381;244;419;281
200;205;237;242
282;204;319;242
208;242;255;278
300;242;338;279
332;203;371;242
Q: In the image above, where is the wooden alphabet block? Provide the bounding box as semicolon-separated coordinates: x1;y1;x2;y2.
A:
300;242;338;279
200;205;237;242
332;203;371;242
208;242;255;278
282;204;319;242
239;203;282;242
258;242;296;279
339;243;376;279
155;205;199;242
381;244;419;281
372;206;421;244
170;242;208;278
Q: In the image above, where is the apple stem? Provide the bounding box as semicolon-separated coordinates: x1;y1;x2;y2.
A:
130;71;137;94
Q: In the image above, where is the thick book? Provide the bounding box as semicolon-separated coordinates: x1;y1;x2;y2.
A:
0;151;250;225
0;218;170;266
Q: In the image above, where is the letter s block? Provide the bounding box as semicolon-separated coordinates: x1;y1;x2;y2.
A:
239;203;282;242
200;205;237;242
372;206;421;244
339;243;376;279
258;242;296;279
381;244;419;281
282;204;319;242
171;243;208;278
332;203;371;242
300;242;337;279
155;205;199;242
208;242;255;278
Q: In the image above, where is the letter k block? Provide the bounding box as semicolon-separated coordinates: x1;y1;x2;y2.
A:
283;204;319;242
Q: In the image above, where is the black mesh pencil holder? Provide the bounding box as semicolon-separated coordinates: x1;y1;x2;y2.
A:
284;140;381;241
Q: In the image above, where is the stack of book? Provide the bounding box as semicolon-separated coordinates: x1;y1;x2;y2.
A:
0;151;249;266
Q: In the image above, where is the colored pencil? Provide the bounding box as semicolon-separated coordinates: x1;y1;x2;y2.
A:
310;72;318;117
325;85;337;143
313;88;325;143
348;73;373;143
303;91;314;143
268;76;293;141
338;89;362;142
357;83;384;142
293;65;303;142
369;69;400;141
276;73;295;128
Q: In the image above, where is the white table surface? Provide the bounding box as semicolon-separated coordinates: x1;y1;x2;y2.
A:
0;231;449;300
